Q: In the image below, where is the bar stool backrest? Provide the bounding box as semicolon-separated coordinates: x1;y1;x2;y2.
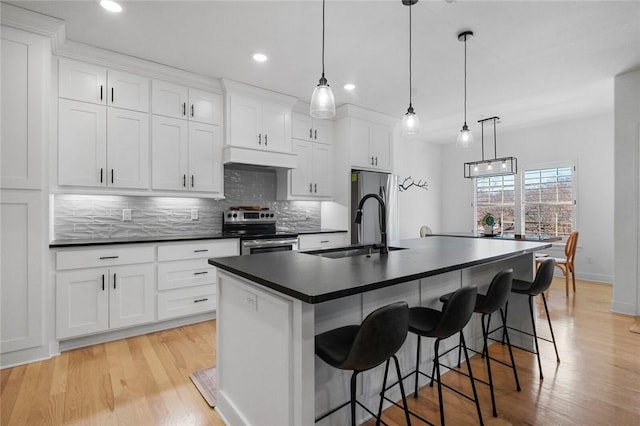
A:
529;258;556;295
432;286;478;339
341;302;409;372
481;269;514;313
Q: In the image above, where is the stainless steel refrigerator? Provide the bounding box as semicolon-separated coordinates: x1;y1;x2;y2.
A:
350;169;396;245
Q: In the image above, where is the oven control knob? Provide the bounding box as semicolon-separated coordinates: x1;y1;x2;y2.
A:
260;213;265;218
227;213;232;218
270;213;274;218
233;213;237;218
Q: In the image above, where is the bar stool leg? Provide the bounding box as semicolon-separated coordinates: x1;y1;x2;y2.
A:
376;359;391;425
392;355;412;426
350;372;358;426
461;332;484;426
414;335;421;397
528;295;544;379
434;339;445;426
500;307;521;391
482;314;497;417
541;293;561;363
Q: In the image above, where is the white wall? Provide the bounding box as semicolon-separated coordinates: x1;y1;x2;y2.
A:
393;131;442;239
440;112;615;283
613;68;640;316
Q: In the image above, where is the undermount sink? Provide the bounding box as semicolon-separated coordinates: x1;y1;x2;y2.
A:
303;245;407;259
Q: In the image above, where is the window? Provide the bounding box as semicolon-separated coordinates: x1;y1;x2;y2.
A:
475;175;516;235
474;164;575;237
523;166;574;237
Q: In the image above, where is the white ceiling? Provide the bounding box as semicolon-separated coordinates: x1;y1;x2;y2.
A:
7;0;640;142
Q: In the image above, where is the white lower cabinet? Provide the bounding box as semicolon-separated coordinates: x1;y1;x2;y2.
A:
56;263;155;339
55;246;156;339
298;232;348;250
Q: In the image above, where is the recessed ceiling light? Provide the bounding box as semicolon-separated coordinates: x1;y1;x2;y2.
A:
343;83;356;91
100;0;122;13
253;53;268;63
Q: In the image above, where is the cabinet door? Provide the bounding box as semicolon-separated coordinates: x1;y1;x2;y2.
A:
189;88;222;125
1;28;46;190
312;143;331;196
109;264;155;329
59;58;106;105
1;191;43;353
292;112;313;141
188;123;223;194
107;70;149;112
312;118;332;145
229;94;261;148
370;124;392;171
58;99;107;187
56;269;109;339
350;119;372;168
107;108;149;189
261;101;290;152
151;116;188;191
290;140;312;196
152;80;188;119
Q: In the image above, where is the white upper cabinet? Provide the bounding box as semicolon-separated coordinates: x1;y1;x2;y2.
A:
59;58;149;112
1;28;46;190
227;93;291;152
151;116;223;196
292;112;332;145
58;99;149;188
152;80;222;125
282;139;332;199
349;118;392;172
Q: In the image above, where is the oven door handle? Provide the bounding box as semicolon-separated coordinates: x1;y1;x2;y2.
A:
242;239;298;248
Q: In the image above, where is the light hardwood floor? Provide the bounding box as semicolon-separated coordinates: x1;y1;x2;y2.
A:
2;279;639;425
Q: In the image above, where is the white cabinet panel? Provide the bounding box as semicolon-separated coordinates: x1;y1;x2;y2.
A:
56;269;109;339
290;140;313;196
291;112;332;145
56;246;155;270
157;239;239;261
349;118;392;172
0;191;43;353
107;108;149;189
58;99;107;187
312;143;331;196
370;124;392;171
107;70;149;112
298;233;348;250
59;59;106;105
151;116;189;191
157;259;216;291
188;123;223;193
157;285;216;321
261;101;290;152
229;94;261;148
287;140;331;198
109;264;155;329
152;80;188;119
189;88;222;125
1;28;46;190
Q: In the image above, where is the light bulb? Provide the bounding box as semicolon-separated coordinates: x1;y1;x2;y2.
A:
456;123;474;149
310;78;335;119
474;164;479;172
501;161;507;169
401;106;420;137
487;162;493;171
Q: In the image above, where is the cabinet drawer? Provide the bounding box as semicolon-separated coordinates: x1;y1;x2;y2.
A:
299;233;348;250
157;285;216;320
56;246;155;271
157;259;216;291
157;239;239;262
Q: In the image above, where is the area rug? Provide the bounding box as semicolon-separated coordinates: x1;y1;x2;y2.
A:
190;366;217;408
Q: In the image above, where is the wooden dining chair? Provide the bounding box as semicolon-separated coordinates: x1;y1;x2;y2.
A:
536;231;579;296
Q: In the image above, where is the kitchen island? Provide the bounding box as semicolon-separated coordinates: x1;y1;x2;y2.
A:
208;236;550;426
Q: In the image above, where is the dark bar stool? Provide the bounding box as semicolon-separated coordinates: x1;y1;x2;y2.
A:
506;258;560;379
315;301;412;426
402;286;483;426
438;269;520;417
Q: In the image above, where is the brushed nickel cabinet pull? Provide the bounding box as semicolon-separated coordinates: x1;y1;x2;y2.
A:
264;134;268;146
314;183;317;193
309;183;313;193
183;103;186;116
191;104;194;117
309;128;313;139
314;129;317;140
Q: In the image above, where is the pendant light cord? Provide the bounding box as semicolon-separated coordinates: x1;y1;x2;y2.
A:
463;35;467;125
408;3;413;108
321;0;326;78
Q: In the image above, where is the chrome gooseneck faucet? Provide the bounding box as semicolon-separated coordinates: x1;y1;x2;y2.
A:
354;193;388;255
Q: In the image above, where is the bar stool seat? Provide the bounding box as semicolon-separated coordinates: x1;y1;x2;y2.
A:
315;301;412;426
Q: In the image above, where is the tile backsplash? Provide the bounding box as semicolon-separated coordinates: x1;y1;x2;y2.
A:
53;165;321;240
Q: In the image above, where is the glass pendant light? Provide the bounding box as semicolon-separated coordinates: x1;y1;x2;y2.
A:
310;0;335;119
456;31;474;149
401;0;420;137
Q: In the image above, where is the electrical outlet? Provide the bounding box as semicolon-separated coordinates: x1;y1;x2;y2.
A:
305;210;311;220
244;291;258;311
191;209;198;220
122;209;132;221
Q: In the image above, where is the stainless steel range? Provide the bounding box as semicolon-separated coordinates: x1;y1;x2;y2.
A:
222;208;298;255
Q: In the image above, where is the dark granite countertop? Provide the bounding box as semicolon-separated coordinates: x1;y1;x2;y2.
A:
208;236;551;304
48;229;348;248
428;232;562;242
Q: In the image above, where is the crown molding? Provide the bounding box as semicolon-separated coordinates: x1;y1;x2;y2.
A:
0;2;65;47
221;79;297;106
